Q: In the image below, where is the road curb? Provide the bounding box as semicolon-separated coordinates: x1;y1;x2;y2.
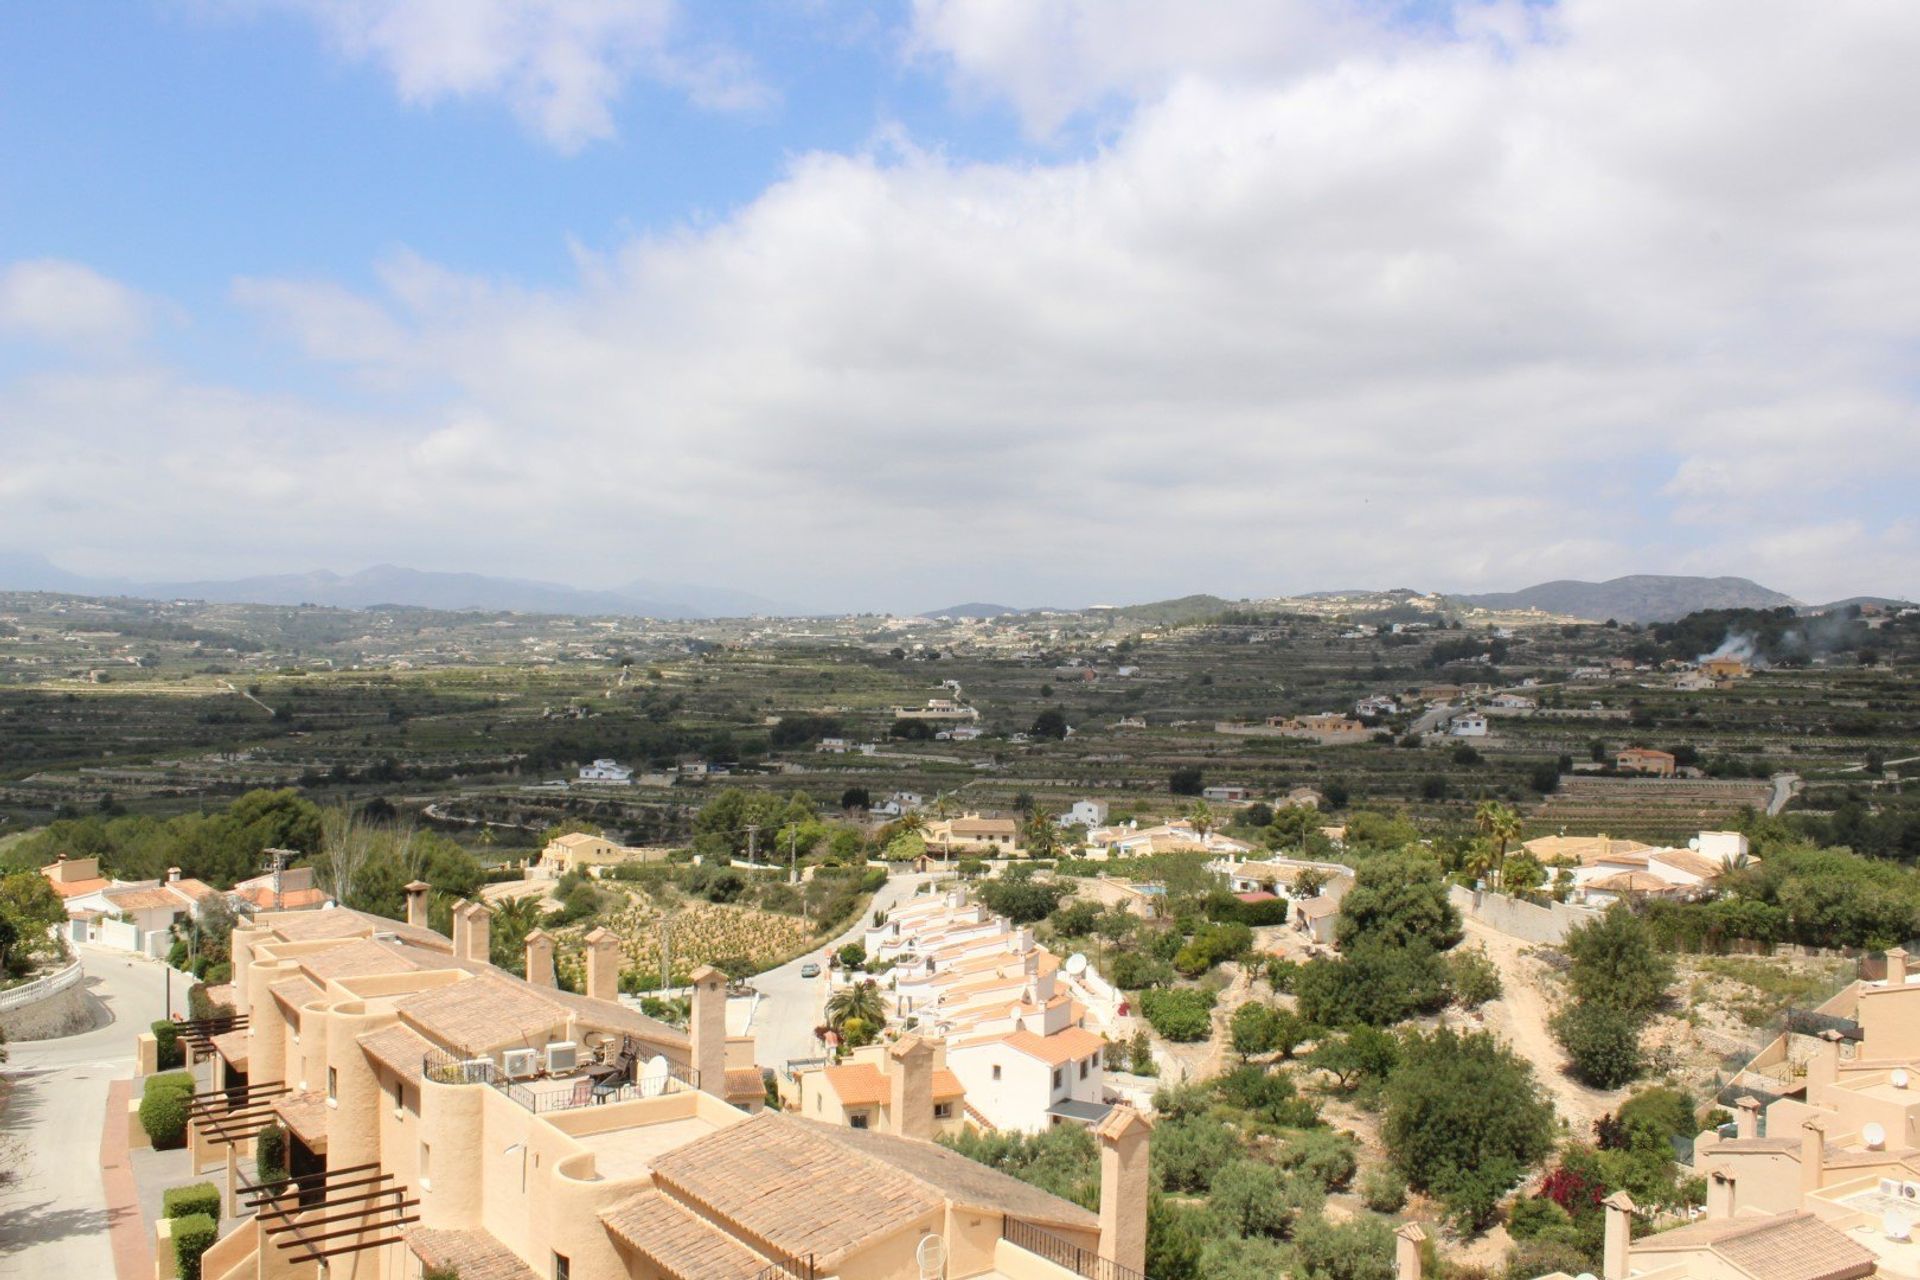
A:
100;1076;154;1280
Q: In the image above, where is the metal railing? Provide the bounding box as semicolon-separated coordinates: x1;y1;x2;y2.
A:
0;960;82;1013
751;1251;816;1280
1003;1217;1150;1280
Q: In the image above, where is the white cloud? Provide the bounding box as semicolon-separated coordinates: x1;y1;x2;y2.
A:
245;0;767;150
11;0;1920;605
0;260;151;346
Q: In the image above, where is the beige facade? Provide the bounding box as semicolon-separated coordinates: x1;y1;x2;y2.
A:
538;833;673;879
782;1036;969;1139
192;886;1149;1280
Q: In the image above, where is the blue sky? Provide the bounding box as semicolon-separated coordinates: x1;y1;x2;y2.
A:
2;0;1917;610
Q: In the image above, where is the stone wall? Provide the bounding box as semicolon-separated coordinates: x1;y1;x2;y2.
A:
0;961;99;1041
1448;885;1602;946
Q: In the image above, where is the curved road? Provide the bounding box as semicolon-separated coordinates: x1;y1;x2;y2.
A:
748;871;937;1070
1;947;176;1279
1767;772;1802;817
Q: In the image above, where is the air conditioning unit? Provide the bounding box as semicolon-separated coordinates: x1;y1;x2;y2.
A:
502;1049;539;1079
546;1041;579;1074
1902;1181;1920;1201
458;1058;494;1084
1880;1178;1902;1197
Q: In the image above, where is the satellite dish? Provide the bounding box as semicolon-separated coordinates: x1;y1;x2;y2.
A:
1689;837;1701;851
1895;1069;1911;1089
640;1055;672;1098
1866;1122;1888;1149
1064;953;1088;977
915;1235;948;1280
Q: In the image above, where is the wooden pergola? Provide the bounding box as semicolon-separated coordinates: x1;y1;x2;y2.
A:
170;1013;248;1063
240;1163;420;1264
186;1080;288;1149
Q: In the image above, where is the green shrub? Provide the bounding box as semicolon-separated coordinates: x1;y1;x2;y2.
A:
254;1122;288;1186
1138;988;1216;1042
1508;1194;1574;1241
1447;947;1503;1008
172;1213;217;1280
140;1072;195;1149
162;1181;221;1221
204;962;231;985
150;1020;184;1071
1360;1166;1408;1213
1552;1000;1646;1088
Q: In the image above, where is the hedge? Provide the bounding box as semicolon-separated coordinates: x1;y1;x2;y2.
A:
172;1212;217;1280
151;1020;184;1071
254;1122;288;1187
1138;987;1217;1042
140;1072;195;1149
162;1182;221;1221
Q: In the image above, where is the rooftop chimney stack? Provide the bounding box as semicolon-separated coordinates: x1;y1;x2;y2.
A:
888;1036;936;1141
1801;1117;1827;1194
1095;1106;1152;1276
460;901;491;964
404;880;431;931
450;899;470;957
167;867;181;883
1603;1191;1636;1280
1395;1223;1428;1280
1735;1096;1761;1140
689;964;727;1096
584;928;622;1002
524;928;555;988
1889;947;1909;986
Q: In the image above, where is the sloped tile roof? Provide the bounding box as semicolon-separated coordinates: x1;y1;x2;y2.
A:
358;1023;432;1087
725;1067;768;1103
104;885;188;912
407;1228;537;1280
210;1029;248;1069
296;939;421;983
269;975;321;1013
272;1089;329;1150
999;1027;1106;1067
1638;1212;1876;1280
824;1063;889;1107
395;974;567;1050
601;1189;772;1280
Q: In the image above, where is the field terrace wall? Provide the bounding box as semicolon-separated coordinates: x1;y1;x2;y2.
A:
1447;885;1603;946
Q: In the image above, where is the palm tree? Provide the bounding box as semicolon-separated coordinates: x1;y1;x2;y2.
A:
1474;801;1522;888
825;979;886;1035
1024;811;1059;860
1189;800;1216;841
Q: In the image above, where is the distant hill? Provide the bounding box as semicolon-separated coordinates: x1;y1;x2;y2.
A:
0;555;791;619
1816;596;1916;613
921;602;1026;619
1454;575;1800;624
1108;594;1238;624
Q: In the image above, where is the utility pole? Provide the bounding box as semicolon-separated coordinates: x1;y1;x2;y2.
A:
659;915;673;993
746;824;759;867
789;826;798;886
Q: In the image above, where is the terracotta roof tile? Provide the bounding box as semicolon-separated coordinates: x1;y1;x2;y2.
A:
725;1067;767;1103
210;1029;249;1069
103;885;189;912
1639;1212;1875;1280
296;939;421;983
272;1089;329;1150
269;975;321;1013
999;1027;1106;1067
395;975;568;1051
407;1228;537;1280
823;1063;890;1107
602;1190;772;1280
932;1069;964;1099
44;876;110;899
358;1024;432;1087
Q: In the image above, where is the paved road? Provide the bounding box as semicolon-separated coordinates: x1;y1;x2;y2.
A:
1411;702;1457;735
748;871;936;1070
1767;772;1802;816
1;947;177;1280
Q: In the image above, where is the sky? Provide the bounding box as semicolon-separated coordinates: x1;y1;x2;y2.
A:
2;0;1917;612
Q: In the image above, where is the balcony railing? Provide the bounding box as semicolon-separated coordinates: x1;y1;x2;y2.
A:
751;1251;816;1280
1003;1217;1150;1280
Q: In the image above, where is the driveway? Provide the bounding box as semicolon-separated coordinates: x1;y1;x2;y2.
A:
0;947;175;1280
748;871;937;1070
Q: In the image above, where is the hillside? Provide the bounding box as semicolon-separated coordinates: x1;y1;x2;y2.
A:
921;602;1025;619
1453;575;1799;623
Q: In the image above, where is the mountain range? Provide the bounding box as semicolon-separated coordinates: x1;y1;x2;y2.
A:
1450;575;1800;623
0;553;789;620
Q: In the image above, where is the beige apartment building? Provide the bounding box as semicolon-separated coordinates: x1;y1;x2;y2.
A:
1533;948;1920;1280
186;883;1152;1280
536;832;673;879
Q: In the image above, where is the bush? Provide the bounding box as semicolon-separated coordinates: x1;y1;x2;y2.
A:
151;1020;184;1071
1151;1115;1238;1192
1447;947;1503;1008
1508;1194;1574;1241
140;1072;195;1149
1360;1166;1408;1213
1138;988;1217;1042
1552;1000;1646;1088
1565;906;1673;1015
837;942;866;969
1230;1002;1281;1057
255;1122;288;1186
172;1212;217;1280
162;1181;221;1221
1278;1127;1358;1191
1111;951;1174;992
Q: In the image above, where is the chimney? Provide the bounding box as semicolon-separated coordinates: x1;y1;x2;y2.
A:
1395;1223;1428;1280
689;964;727;1096
524;928;555;988
1602;1191;1635;1280
167;867;181;883
1801;1117;1826;1194
450;898;470;957
404;880;431;931
1707;1170;1735;1219
1735;1096;1760;1140
1889;947;1909;986
584;928;622;1002
888;1036;935;1141
1094;1106;1152;1276
461;901;491;964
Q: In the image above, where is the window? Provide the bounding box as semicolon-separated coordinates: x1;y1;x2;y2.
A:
934;1102;953;1120
1079;1058;1089;1080
849;1112;869;1130
391;1077;404;1117
554;1253;571;1280
420;1142;431;1187
326;1066;338;1102
991;1065;1001;1081
1052;1067;1064;1089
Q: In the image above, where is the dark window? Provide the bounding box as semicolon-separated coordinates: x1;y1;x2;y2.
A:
850;1113;869;1130
554;1253;571;1280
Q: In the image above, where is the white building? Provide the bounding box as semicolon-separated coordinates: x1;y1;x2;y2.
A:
1355;695;1401;717
577;758;634;783
1058;799;1110;830
869;791;926;819
1448;712;1489;737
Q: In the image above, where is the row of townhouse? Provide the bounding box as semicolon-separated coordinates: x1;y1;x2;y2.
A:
181;883;1155;1280
40;853;327;956
1522;948;1920;1280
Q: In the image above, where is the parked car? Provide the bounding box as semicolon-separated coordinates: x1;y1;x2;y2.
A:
799;962;821;979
